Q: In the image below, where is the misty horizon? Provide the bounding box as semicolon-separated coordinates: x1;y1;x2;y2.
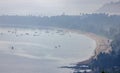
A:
0;0;119;16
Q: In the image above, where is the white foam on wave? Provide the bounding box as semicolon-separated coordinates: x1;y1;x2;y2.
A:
0;41;49;49
14;52;63;61
14;53;40;59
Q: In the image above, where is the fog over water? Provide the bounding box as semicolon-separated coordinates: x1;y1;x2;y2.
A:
0;27;96;73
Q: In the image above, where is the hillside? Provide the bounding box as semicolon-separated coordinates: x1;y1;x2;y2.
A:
89;34;120;73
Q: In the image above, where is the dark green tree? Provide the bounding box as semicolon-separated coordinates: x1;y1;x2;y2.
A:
101;71;105;73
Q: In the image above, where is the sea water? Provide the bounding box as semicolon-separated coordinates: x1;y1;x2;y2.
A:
0;27;96;73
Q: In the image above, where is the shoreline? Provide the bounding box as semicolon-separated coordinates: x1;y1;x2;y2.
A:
57;28;112;64
85;32;112;58
0;27;112;64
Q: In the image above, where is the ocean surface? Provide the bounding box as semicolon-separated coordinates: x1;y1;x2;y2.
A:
0;27;96;73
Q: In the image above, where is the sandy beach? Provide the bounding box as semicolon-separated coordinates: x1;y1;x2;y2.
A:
59;28;112;59
83;32;112;58
50;27;112;59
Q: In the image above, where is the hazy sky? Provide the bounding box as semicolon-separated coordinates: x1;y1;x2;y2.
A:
0;0;119;16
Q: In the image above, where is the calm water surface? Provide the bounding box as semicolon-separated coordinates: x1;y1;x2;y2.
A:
0;27;96;73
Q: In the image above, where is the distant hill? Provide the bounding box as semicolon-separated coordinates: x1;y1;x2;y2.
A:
96;1;120;15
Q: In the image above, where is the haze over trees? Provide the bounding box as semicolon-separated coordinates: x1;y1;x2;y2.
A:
96;1;120;15
0;13;120;38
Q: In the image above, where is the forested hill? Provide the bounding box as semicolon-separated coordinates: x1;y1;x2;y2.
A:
0;14;120;38
90;33;120;73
